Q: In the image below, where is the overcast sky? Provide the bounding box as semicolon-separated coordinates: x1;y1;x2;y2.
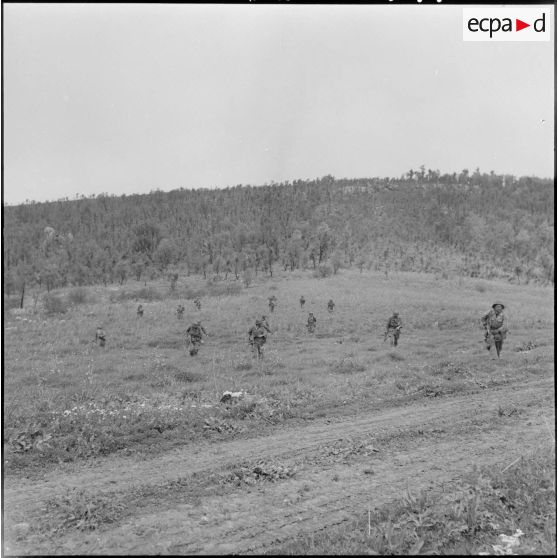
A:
3;3;555;205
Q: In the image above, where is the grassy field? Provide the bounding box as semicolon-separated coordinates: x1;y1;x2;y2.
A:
3;269;555;554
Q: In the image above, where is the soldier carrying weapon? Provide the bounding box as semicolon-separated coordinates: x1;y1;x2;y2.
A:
481;301;508;359
186;321;207;356
307;312;317;333
95;326;106;347
248;319;271;359
384;312;402;346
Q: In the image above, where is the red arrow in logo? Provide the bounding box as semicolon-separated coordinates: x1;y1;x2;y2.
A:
516;19;530;31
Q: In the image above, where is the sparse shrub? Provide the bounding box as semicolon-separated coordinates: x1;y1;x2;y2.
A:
174;370;203;383
331;356;367;374
110;287;162;302
242;269;254;288
234;361;253;371
4;296;22;311
515;340;538;352
388;352;405;361
67;287;88;305
313;264;333;278
43;293;68;315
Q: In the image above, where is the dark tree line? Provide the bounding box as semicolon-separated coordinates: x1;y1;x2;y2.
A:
3;171;554;304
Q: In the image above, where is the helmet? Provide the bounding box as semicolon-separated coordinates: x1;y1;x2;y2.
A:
393;312;399;316
492;302;505;309
255;320;262;326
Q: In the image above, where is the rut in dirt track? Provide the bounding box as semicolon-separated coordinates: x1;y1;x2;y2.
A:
4;377;554;555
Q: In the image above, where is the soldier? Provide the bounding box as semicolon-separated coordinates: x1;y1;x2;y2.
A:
137;304;144;318
481;302;508;359
176;304;185;320
307;312;317;333
300;295;306;309
268;296;276;313
186;321;207;356
327;299;335;314
193;298;202;311
261;315;270;329
384;312;402;346
95;326;106;348
248;319;271;359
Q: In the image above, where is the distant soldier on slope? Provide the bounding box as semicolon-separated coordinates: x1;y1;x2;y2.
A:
481;302;508;359
307;312;317;333
137;304;144;318
193;298;202;311
327;299;335;314
248;319;271;359
300;296;306;309
268;296;277;313
95;326;106;348
384;312;402;346
186;321;207;356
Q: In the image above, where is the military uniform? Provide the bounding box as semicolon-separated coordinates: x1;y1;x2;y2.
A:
96;327;106;347
307;313;317;333
249;320;271;358
186;322;207;356
481;302;508;357
268;297;276;313
385;313;402;346
137;305;144;317
300;296;306;309
177;305;185;319
327;300;335;313
194;298;202;310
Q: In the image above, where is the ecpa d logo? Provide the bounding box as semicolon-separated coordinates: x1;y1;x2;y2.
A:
463;8;551;41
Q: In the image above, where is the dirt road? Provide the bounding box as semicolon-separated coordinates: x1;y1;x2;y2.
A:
4;376;554;555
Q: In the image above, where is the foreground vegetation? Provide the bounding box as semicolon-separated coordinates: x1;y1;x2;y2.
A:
268;447;556;555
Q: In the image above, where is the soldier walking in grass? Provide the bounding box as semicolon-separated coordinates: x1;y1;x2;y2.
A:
306;312;317;333
268;296;277;313
176;304;185;320
193;298;202;311
481;302;508;359
137;304;144;318
95;326;106;347
384;312;402;346
327;299;335;314
300;295;306;309
186;321;207;356
261;315;270;330
248;319;271;359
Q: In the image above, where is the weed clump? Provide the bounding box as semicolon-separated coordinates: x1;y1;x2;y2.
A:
174;370;203;383
330;356;367;374
67;287;89;305
44;488;126;531
43;294;68;315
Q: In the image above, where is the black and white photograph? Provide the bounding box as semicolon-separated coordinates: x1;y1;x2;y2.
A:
2;1;555;555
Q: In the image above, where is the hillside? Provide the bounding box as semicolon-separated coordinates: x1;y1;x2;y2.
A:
3;171;554;304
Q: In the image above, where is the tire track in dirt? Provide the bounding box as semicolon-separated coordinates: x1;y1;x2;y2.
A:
4;376;554;554
4;377;551;511
40;402;553;555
